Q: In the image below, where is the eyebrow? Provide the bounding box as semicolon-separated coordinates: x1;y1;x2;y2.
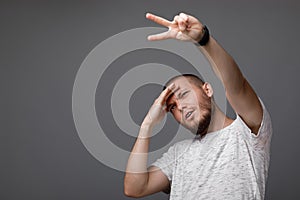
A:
166;88;186;104
177;89;188;99
177;91;184;99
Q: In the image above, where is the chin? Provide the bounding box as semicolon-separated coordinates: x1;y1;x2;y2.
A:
183;122;200;135
196;113;211;137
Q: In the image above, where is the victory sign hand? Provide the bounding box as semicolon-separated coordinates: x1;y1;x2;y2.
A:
146;12;204;43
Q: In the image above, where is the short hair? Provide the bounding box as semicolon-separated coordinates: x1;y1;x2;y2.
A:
163;74;205;90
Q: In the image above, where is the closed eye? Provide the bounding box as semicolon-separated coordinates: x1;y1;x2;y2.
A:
181;91;189;98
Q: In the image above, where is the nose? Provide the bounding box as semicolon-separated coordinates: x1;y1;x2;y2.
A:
176;100;186;111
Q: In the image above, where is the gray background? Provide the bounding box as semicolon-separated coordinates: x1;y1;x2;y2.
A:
1;0;300;199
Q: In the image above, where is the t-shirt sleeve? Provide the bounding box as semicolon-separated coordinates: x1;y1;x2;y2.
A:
237;97;273;149
251;98;273;149
150;144;176;181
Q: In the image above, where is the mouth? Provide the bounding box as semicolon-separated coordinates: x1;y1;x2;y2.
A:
185;110;194;120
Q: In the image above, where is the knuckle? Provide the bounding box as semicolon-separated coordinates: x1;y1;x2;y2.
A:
173;15;179;21
179;13;187;20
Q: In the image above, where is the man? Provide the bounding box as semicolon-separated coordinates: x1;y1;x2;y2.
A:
124;12;272;200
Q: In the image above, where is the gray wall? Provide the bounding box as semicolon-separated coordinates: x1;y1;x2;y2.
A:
1;0;300;199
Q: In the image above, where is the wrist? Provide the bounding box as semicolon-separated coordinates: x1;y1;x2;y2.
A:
138;122;154;139
141;120;154;130
197;25;210;46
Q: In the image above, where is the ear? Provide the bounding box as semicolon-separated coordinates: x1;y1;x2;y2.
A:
202;82;214;97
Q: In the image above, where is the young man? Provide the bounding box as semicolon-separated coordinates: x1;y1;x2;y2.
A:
124;12;272;200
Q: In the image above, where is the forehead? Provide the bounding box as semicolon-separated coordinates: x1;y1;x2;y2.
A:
168;76;194;88
166;77;199;103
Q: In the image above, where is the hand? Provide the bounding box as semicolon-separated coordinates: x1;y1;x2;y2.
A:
142;83;178;127
146;12;204;43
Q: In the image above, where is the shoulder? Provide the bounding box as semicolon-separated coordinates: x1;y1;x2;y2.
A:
167;139;194;152
235;97;272;141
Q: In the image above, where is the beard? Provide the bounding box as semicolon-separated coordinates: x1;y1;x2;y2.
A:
189;94;212;138
196;109;211;138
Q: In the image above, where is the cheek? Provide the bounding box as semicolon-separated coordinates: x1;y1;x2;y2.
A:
196;92;210;108
173;111;183;123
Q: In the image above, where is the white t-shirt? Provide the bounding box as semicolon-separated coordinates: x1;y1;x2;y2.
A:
152;99;272;200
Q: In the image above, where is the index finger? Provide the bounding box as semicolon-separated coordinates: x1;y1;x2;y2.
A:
146;13;173;27
157;83;179;105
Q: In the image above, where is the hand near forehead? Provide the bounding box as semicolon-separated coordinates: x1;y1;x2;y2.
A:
142;83;178;127
146;12;204;42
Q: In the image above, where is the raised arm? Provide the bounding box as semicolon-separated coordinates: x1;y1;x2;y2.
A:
124;83;177;197
146;12;262;134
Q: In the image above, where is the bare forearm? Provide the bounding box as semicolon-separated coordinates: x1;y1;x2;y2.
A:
199;36;245;94
124;82;175;197
124;124;153;196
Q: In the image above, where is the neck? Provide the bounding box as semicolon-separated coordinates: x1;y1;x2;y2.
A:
206;102;233;134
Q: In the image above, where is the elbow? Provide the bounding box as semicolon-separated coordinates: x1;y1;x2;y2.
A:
124;172;149;198
124;189;138;198
124;181;144;198
124;187;143;198
124;188;134;197
123;184;135;197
